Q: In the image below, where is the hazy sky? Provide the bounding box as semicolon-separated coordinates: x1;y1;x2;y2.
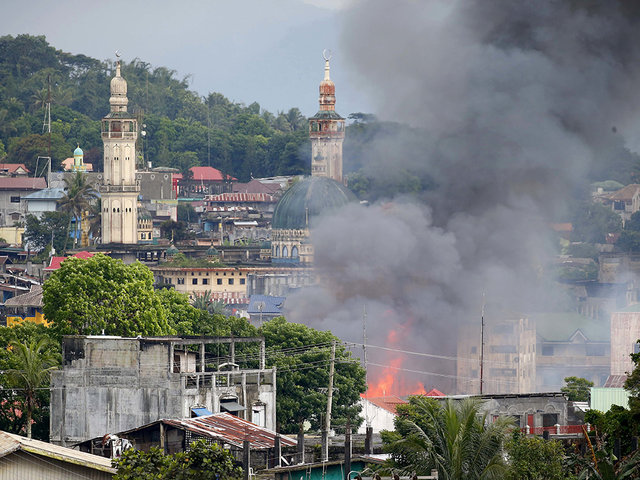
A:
1;0;371;117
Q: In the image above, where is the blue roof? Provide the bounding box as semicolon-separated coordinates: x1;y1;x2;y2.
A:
74;146;83;156
22;188;65;200
247;295;285;315
191;407;213;417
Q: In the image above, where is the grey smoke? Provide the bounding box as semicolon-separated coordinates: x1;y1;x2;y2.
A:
284;0;640;393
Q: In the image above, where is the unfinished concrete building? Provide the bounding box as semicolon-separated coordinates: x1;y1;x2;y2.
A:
50;336;276;446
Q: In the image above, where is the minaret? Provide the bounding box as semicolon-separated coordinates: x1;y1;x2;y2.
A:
309;52;345;183
100;59;139;244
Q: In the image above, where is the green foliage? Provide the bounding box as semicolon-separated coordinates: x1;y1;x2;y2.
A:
585;406;639;458
616;231;640;253
5;336;60;438
0;322;59;440
561;376;594;402
384;396;513;478
624;341;640;431
42;253;175;338
7;132;71;174
0;34;311;181
258;317;366;434
505;432;566;480
160;221;194;242
566;243;600;261
571;202;622;244
554;263;599;282
577;449;640;480
24;211;70;253
113;440;242;480
57;172;98;252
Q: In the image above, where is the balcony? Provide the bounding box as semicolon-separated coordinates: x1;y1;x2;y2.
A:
101;131;137;140
99;185;140;193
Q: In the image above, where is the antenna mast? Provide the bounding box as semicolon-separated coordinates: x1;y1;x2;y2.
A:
480;293;485;395
363;304;370;427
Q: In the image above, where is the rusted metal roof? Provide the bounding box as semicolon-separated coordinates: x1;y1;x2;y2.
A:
162;413;296;450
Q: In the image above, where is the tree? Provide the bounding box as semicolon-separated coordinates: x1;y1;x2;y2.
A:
42;253;175;338
258;317;366;435
5;337;59;438
0;322;59;440
505;432;565;480
571;202;622;244
382;396;513;479
113;439;242;480
23;211;70;254
57;172;98;252
562;376;594;402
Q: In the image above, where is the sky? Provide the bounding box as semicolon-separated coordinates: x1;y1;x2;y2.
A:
1;0;370;117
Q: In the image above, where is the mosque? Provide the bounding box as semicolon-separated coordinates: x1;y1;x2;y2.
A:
270;55;356;264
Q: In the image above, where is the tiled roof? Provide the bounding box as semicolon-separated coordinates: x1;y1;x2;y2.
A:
0;164;30;174
233;179;281;195
188;166;236;182
123;413;296;450
606;184;640;201
0;431;115;473
425;388;446;397
362;395;408;414
4;285;42;308
45;251;95;271
0;177;46;190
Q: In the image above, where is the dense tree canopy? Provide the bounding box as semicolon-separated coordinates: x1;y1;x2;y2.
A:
42;253;175;338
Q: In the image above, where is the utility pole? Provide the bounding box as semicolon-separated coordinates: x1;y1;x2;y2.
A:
480;293;485;395
322;340;336;462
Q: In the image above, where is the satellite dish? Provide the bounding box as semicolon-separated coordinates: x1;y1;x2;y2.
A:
322;49;332;61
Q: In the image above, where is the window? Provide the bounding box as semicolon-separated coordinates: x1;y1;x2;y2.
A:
240;278;245;285
217;279;222;285
586;345;606;356
228;279;234;285
291;246;299;258
192;278;198;285
489;368;517;377
542;346;554;356
634;342;640;354
282;246;288;257
178;278;185;285
542;413;558;427
10;196;20;203
470;346;477;354
202;278;209;285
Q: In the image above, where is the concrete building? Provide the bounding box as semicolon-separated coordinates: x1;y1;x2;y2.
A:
0;177;46;227
610;304;640;376
50;335;277;446
357;396;407;435
100;61;139;244
23;187;65;219
456;312;536;395
534;313;610;390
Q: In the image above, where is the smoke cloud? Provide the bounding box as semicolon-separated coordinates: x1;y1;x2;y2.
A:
283;0;640;393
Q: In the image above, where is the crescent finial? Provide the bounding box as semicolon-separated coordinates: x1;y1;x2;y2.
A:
115;50;122;59
322;49;332;62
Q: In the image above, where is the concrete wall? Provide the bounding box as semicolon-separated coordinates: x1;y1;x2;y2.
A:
50;336;276;446
610;311;640;376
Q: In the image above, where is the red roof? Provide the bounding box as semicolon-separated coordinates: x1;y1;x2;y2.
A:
189;166;236;182
424;388;446;397
0;177;46;190
0;163;30;174
361;395;408;414
45;251;95;271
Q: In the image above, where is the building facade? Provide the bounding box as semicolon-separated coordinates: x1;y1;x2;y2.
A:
100;61;139;244
50;336;277;446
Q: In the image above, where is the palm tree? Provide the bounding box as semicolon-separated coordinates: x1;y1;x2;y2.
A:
389;397;513;480
58;172;98;252
6;338;59;438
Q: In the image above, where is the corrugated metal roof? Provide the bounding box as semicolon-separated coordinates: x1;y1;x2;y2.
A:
127;413;296;450
591;387;630;412
23;187;65;200
0;431;116;473
0;177;46;190
604;374;627;388
206;192;276;203
191;407;213;417
4;285;42;308
247;295;285;315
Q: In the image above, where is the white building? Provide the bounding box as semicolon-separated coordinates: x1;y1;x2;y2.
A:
100;61;139;244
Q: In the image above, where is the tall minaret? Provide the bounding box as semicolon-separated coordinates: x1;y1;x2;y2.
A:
100;59;139;244
309;51;345;183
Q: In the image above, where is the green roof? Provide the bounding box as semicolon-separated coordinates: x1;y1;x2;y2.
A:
310;110;344;120
532;312;609;342
272;176;356;230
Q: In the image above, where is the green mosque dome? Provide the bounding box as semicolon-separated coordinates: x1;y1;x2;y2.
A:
272;176;356;230
206;245;219;256
165;244;179;257
74;146;83;156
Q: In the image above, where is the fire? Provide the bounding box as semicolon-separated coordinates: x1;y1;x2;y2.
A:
364;321;431;398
